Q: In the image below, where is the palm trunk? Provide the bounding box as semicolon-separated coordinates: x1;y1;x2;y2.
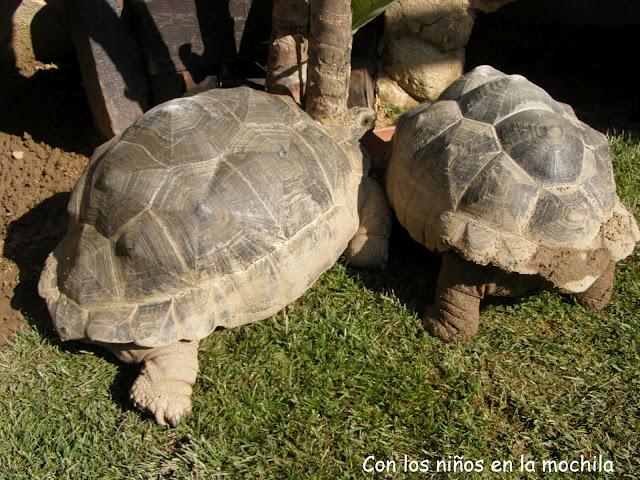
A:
304;0;352;124
266;0;309;104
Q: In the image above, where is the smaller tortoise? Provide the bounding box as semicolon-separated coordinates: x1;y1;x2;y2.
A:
39;87;391;425
386;65;640;341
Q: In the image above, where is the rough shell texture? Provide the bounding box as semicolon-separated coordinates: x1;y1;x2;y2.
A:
386;65;640;291
39;87;366;347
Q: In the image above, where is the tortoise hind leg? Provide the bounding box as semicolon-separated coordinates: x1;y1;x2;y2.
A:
425;252;546;341
574;262;615;311
107;340;200;426
424;252;486;342
343;178;391;269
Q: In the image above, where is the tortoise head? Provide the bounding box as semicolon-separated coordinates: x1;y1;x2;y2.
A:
347;107;376;140
325;107;376;144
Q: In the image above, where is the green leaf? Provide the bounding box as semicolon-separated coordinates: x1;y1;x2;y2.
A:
352;0;397;32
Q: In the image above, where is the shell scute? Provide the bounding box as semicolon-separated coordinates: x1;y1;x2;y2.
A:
87;307;135;343
526;188;601;245
458;75;564;124
54;296;88;341
60;225;122;306
440;65;504;100
496;109;584;186
132;299;177;346
458;152;540;234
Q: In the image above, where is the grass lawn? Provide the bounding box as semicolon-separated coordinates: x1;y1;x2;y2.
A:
1;135;638;479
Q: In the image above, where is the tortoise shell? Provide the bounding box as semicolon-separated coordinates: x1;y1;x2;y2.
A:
386;66;639;291
39;87;366;346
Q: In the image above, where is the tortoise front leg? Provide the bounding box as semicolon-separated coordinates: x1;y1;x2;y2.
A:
343;178;391;269
107;340;200;426
424;252;487;342
574;262;615;311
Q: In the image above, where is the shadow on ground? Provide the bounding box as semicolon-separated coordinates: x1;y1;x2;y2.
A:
0;62;99;156
4;192;69;340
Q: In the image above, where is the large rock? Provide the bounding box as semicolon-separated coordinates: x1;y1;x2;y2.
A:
379;0;514;103
2;0;71;74
376;74;419;109
383;35;464;101
2;0;46;72
385;0;475;52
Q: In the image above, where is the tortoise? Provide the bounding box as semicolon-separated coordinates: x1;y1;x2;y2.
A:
38;86;391;425
386;65;640;341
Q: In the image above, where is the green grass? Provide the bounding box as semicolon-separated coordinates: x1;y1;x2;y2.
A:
383;104;408;123
1;135;639;479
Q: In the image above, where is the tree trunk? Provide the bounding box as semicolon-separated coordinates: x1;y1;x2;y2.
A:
304;0;352;124
266;0;309;104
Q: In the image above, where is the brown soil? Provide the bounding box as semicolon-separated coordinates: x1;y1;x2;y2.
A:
0;58;99;346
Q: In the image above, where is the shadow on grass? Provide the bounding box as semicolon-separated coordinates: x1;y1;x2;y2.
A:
2;192;138;414
345;221;440;318
345;220;546;326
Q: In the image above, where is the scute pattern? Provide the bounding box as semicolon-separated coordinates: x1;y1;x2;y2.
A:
410;118;503;210
496;109;584;185
458;75;565;124
439;65;504;101
459;152;539;233
386;65;638;286
39;87;364;346
396;100;463;155
527;188;600;245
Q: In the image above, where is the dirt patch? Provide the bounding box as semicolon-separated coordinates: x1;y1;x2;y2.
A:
0;58;98;346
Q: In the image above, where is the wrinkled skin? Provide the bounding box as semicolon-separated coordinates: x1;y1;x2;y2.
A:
424;252;615;342
102;340;199;427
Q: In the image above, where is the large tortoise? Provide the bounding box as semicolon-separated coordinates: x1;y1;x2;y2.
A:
386;65;639;341
38;86;390;425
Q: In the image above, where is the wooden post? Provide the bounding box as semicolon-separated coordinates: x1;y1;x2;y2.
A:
305;0;352;124
348;26;378;109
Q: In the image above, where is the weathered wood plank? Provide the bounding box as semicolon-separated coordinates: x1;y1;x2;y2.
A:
129;0;224;75
129;0;268;103
348;26;377;109
348;56;375;109
67;0;149;139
